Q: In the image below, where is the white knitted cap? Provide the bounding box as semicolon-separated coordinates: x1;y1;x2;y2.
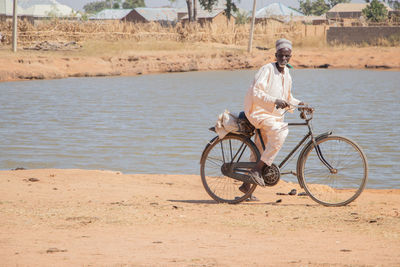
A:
276;38;292;51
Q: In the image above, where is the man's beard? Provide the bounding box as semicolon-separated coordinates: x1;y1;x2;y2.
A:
278;60;288;67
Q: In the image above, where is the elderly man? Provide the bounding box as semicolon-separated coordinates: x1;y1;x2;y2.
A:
241;38;305;189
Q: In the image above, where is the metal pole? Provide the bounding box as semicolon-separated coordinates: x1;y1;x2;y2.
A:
248;0;257;53
12;0;18;52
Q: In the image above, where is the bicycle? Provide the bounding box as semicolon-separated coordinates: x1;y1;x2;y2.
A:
200;106;368;206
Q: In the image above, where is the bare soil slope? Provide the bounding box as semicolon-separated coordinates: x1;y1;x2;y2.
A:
1;46;399;82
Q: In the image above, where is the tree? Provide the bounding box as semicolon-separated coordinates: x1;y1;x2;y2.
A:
298;0;350;16
362;0;388;22
299;0;313;15
122;0;145;9
327;0;350;8
84;0;145;13
183;0;239;23
224;0;239;20
312;0;330;15
83;1;109;13
299;0;329;15
112;0;122;9
235;9;249;24
199;0;239;20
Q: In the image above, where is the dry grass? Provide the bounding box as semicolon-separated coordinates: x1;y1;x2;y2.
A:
80;40;203;56
293;36;328;48
82;39;183;54
1;19;396;53
0;19;328;48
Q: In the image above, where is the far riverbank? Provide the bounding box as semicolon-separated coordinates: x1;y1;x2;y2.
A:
1;43;399;82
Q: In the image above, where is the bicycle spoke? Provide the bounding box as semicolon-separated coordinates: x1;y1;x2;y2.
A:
236;144;247;163
229;139;233;162
201;135;259;203
231;142;246;163
220;141;226;163
299;136;367;206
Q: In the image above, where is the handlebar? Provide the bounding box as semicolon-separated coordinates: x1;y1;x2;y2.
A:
283;104;314;121
296;105;314;121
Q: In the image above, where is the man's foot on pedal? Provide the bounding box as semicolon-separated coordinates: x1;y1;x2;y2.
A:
249;170;265;187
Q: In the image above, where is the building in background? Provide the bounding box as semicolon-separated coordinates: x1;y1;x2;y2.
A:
1;0;79;24
23;3;79;19
326;3;392;20
89;9;132;22
255;2;304;24
180;8;235;26
124;7;177;25
0;0;25;20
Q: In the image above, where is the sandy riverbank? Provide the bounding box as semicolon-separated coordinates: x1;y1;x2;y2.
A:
1;44;399;82
1;169;399;266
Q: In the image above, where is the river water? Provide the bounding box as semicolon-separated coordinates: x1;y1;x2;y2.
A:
0;69;399;189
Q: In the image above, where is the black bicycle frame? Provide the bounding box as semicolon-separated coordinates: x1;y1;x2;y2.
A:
218;118;334;185
256;120;334;174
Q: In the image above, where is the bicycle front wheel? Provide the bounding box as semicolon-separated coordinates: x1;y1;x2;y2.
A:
200;134;259;204
298;135;368;206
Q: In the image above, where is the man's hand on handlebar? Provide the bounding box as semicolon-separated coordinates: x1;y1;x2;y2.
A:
296;102;314;120
298;102;314;112
275;99;289;109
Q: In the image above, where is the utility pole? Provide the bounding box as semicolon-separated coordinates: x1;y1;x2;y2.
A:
186;0;192;22
12;0;18;52
193;0;197;21
248;0;257;53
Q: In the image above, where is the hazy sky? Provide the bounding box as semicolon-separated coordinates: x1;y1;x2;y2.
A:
57;0;364;11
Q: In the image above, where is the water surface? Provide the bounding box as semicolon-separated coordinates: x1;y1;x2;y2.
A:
0;69;399;189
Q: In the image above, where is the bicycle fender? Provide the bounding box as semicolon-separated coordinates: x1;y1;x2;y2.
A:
200;136;219;164
314;131;333;142
296;131;333;188
199;133;257;164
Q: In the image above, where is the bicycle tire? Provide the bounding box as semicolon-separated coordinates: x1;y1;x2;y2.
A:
200;134;259;204
298;135;368;206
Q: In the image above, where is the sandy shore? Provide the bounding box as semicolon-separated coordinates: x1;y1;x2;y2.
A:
1;169;399;266
1;46;399;82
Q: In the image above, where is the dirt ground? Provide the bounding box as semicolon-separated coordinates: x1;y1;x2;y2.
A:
0;45;399;82
1;169;399;266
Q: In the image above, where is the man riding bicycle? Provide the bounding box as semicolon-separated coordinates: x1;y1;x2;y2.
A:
240;38;307;191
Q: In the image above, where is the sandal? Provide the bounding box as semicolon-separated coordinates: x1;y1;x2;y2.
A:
246;195;260;202
249;170;265;187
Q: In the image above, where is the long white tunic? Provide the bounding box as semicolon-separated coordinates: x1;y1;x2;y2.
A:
244;63;300;126
244;63;301;165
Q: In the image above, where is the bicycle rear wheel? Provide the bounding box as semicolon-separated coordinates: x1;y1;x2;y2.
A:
200;134;259;204
298;135;368;206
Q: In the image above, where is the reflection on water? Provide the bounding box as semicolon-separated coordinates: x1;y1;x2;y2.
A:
0;69;399;189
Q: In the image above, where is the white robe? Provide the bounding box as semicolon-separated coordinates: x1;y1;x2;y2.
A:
244;63;301;166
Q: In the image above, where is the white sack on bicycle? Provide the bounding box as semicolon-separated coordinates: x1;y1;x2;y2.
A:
215;110;240;139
